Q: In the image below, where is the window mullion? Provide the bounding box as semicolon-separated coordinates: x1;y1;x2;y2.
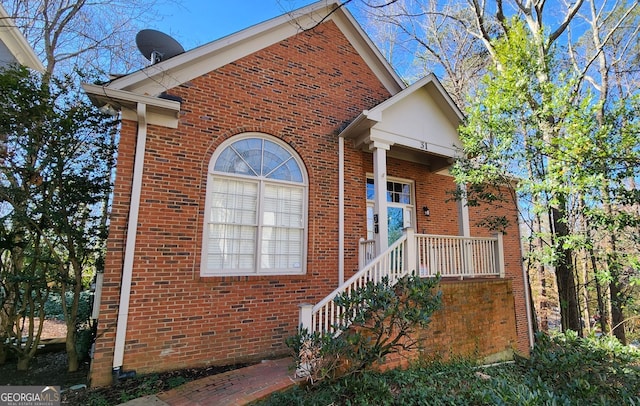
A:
255;179;264;274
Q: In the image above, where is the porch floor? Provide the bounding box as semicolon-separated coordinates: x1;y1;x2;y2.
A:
118;358;299;406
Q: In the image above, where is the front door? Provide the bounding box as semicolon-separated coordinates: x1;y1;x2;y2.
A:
366;177;414;246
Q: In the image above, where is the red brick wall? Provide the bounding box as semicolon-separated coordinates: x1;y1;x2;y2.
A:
426;279;519;360
90;20;530;386
468;188;530;355
380;279;519;371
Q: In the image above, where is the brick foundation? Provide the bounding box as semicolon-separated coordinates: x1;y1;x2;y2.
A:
379;278;520;371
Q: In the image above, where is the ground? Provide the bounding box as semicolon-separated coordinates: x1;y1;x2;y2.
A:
0;320;249;405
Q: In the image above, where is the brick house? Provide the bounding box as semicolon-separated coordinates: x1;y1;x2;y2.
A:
84;1;533;387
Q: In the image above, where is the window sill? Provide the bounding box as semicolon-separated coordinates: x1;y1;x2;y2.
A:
199;270;306;278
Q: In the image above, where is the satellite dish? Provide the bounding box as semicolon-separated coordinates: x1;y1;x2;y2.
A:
136;29;185;65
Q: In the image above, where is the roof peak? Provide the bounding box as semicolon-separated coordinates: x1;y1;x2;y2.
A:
103;0;402;97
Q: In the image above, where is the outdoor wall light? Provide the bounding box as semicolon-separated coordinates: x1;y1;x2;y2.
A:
423;206;430;217
99;103;118;116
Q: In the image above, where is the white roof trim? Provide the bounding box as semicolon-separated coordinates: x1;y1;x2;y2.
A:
368;73;464;122
0;4;44;71
340;74;464;140
338;73;464;165
106;0;403;97
83;83;181;128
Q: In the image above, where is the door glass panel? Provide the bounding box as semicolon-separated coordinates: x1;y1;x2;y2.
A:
366;177;414;245
388;207;404;245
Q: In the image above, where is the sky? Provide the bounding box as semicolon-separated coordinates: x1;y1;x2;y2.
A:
152;0;320;51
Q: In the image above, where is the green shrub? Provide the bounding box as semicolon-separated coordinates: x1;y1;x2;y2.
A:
265;332;640;405
287;274;441;384
519;331;640;403
75;327;94;361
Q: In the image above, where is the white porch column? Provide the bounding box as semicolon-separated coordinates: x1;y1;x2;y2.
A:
371;140;390;253
457;184;474;275
493;232;505;278
457;183;471;237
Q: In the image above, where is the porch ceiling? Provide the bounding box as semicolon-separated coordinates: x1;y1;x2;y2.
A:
339;74;464;172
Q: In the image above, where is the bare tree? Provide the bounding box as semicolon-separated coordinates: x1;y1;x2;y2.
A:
2;0;176;75
361;0;489;108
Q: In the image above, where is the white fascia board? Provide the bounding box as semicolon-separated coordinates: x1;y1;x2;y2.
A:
330;5;403;94
0;3;44;72
338;110;376;138
107;1;403;97
424;74;465;122
82;83;181;128
371;127;459;158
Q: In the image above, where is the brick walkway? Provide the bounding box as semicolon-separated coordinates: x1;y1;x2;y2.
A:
119;358;300;406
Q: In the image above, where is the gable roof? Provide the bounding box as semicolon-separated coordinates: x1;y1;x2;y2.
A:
102;1;403;98
0;3;44;71
365;73;463;125
339;74;464;168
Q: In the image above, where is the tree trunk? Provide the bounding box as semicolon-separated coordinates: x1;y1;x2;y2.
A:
603;201;626;343
16;355;31;371
578;252;590;335
63;255;84;372
66;328;79;372
527;267;539;335
551;206;581;332
610;278;627;344
585;236;610;334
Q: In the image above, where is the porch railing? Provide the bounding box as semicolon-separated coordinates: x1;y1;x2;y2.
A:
416;234;504;279
358;238;376;270
300;229;505;335
358;232;504;279
300;234;410;336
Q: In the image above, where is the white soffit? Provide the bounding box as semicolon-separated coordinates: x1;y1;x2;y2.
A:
107;1;403;97
0;3;44;71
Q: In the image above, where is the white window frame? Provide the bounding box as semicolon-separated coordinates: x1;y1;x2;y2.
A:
201;133;308;276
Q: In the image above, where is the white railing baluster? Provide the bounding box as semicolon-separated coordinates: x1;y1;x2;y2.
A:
412;234;502;279
302;232;505;336
305;234;411;335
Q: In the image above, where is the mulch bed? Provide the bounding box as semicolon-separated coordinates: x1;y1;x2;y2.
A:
0;349;250;405
0;320;250;405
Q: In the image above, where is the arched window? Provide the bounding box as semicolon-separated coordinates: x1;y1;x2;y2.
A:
201;134;308;276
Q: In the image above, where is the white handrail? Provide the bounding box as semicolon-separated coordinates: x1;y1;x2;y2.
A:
308;234;410;335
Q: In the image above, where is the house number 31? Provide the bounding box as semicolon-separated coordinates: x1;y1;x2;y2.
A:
420;142;428;151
